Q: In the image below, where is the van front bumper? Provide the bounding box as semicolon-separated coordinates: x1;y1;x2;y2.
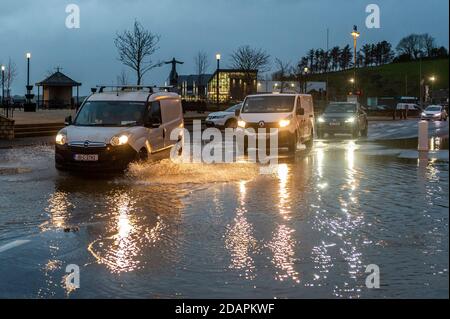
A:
236;127;293;147
55;143;138;171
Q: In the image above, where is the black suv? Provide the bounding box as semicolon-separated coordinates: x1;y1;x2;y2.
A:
317;102;368;139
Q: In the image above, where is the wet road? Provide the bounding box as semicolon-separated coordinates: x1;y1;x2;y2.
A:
0;120;448;298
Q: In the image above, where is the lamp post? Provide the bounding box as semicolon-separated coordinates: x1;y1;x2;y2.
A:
350;25;360;94
215;53;221;106
303;67;309;93
1;65;5;108
24;52;35;112
429;76;436;103
26;53;31;87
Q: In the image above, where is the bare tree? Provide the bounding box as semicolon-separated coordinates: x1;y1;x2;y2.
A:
273;58;292;92
230;45;270;94
116;69;129;85
114;20;162;85
194;51;210;97
422;33;436;57
4;58;18;99
396;34;424;59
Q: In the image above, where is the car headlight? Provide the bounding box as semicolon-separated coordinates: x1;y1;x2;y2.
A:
318;117;326;123
110;134;129;146
55;130;67;145
433;113;441;117
421;112;426;117
345;117;356;123
237;120;246;128
279;119;290;128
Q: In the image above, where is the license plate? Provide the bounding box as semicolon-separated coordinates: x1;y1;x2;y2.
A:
329;122;340;126
74;154;99;161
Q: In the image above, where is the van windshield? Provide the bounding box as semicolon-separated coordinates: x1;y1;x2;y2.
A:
242;96;295;113
74;101;147;126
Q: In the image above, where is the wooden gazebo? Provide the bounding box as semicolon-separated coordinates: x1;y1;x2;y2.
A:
36;69;81;109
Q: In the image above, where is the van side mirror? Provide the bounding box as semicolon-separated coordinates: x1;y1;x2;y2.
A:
64;115;72;126
145;116;161;128
235;109;241;116
297;107;304;115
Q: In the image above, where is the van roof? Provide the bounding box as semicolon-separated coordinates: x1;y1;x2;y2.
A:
87;91;179;102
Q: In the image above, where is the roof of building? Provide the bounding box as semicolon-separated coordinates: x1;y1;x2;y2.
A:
178;74;213;86
36;71;81;87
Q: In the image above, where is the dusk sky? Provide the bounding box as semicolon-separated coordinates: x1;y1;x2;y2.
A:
1;0;449;95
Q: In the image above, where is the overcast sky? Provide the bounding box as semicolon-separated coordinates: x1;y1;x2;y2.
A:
1;0;448;95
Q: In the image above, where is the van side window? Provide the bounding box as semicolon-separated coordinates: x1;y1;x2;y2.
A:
150;101;162;124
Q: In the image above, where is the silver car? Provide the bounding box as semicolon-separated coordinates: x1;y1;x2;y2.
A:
421;105;448;121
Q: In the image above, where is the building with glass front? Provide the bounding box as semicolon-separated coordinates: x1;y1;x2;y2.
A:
207;69;258;104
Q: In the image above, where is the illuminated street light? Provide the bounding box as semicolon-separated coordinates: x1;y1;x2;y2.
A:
350;25;360;94
215;53;221;106
349;78;355;83
1;65;5;107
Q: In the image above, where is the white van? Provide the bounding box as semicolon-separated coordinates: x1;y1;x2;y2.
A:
236;93;315;152
55;86;184;171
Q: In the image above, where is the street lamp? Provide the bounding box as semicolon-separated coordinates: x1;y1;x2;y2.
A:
303;67;309;93
1;65;5;107
350;25;360;93
26;53;31;86
215;53;221;106
24;52;35;112
429;76;436;103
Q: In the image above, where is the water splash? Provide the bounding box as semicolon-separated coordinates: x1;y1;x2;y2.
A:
126;159;260;184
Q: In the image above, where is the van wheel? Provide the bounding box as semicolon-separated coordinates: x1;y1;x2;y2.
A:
137;148;148;162
288;134;297;153
305;130;314;148
225;118;237;129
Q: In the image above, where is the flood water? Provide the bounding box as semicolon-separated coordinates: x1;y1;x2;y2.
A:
0;137;448;298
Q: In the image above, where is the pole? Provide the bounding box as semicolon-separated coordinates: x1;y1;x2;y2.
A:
326;27;329;104
419;57;422;107
216;58;220;106
27;57;30;87
1;69;4;107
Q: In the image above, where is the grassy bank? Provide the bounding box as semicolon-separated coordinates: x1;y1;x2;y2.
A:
307;58;449;99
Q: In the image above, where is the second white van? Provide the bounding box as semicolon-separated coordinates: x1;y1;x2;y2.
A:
235;93;315;153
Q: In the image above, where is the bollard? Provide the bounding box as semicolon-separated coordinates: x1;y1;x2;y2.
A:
418;120;429;152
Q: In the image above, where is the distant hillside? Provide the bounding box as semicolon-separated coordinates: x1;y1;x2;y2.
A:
306;58;449;99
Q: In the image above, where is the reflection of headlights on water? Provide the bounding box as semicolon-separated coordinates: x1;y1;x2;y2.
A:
55;131;67;145
317;117;325;123
345;116;356;123
110;135;129;146
279;119;290;128
237;120;246;128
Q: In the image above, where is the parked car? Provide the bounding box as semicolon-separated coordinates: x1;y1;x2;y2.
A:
317;102;368;139
236;93;315;153
205;103;242;129
421;105;448;121
55;87;184;171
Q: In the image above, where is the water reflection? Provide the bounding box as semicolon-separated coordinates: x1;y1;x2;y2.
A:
87;191;164;273
267;164;300;283
224;181;257;279
44;191;72;229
